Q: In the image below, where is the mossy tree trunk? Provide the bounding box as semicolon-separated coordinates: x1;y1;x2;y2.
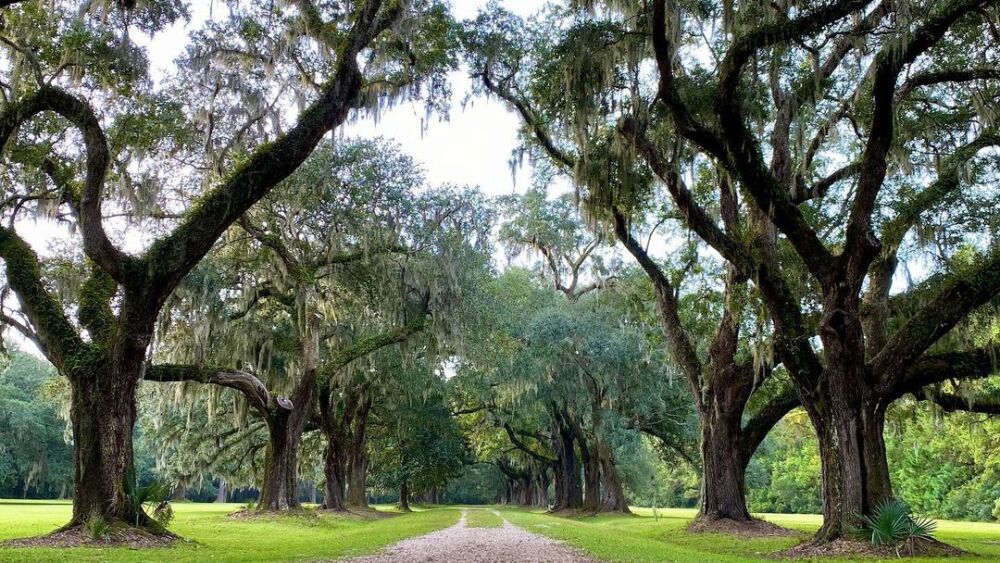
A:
258;366;316;511
68;365;147;526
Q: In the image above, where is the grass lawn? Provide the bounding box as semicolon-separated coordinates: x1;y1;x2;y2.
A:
0;500;460;562
1;501;998;562
499;506;1000;563
463;507;504;528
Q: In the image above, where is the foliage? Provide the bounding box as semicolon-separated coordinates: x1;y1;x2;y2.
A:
858;499;937;551
0;349;72;499
83;512;115;543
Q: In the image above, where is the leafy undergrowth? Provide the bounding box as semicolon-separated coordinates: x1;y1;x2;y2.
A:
498;506;1000;562
464;508;504;528
0;500;460;562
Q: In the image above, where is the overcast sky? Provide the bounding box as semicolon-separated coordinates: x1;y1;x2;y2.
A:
140;0;547;198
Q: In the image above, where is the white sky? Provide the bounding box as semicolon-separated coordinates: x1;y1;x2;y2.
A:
141;0;546;198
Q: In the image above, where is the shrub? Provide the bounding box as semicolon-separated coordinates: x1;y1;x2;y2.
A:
83;512;115;542
858;499;937;555
126;477;173;528
993;497;1000;522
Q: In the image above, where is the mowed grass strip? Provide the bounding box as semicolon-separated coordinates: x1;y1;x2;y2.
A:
464;508;504;528
498;506;1000;563
0;500;460;563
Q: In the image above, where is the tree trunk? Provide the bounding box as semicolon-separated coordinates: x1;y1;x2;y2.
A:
598;444;631;513
69;370;147;526
257;374;315;511
322;441;347;511
809;294;893;542
398;481;411;512
550;410;583;511
808;395;891;542
172;479;187;501
346;398;372;508
578;433;601;512
216;478;227;503
697;406;751;521
535;472;549;507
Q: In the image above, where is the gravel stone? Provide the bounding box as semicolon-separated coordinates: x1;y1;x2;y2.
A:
340;510;599;563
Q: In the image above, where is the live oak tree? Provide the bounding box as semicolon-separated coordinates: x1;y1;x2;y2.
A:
496;189;635;512
463;5;799;524
0;0;452;530
498;188;617;302
312;185;492;512
550;0;1000;542
150;138;445;511
456;268;682;513
366;352;468;512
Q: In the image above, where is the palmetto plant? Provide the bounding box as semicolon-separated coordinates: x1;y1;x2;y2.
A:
125;471;174;529
859;499;937;554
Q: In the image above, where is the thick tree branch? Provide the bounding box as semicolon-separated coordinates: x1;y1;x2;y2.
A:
873;247;1000;386
141;0;397;302
0;86;126;280
145;364;293;418
502;422;557;464
915;389;1000;415
610;206;703;399
739;384;800;463
0;226;86;372
316;312;429;387
887;346;997;398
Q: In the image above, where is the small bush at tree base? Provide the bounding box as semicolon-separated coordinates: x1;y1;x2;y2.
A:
858;499;937;554
83;512;116;542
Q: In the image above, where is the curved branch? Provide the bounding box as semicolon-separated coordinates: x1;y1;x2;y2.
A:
874;251;1000;390
610;206;703;398
0;86;126;280
739;384;800;463
145;364;293;418
316;312;429;387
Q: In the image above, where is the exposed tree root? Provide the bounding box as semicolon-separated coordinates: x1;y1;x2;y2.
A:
779;537;963;559
0;523;177;549
319;506;396;520
226;507;318;521
687;516;798;537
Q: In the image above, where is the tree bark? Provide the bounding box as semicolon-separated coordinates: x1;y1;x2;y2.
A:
577;432;601;512
698;405;751;521
598;443;631;513
346;397;372;508
68;366;147;526
322;440;348;511
806;293;893;542
257;373;315;511
216;478;227;503
550;408;583;511
398;481;411;512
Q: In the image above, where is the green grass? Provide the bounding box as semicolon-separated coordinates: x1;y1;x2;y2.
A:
499;506;1000;563
0;500;460;562
463;508;503;528
2;501;998;562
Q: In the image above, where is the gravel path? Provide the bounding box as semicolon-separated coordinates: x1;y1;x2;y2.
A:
340;510;598;563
